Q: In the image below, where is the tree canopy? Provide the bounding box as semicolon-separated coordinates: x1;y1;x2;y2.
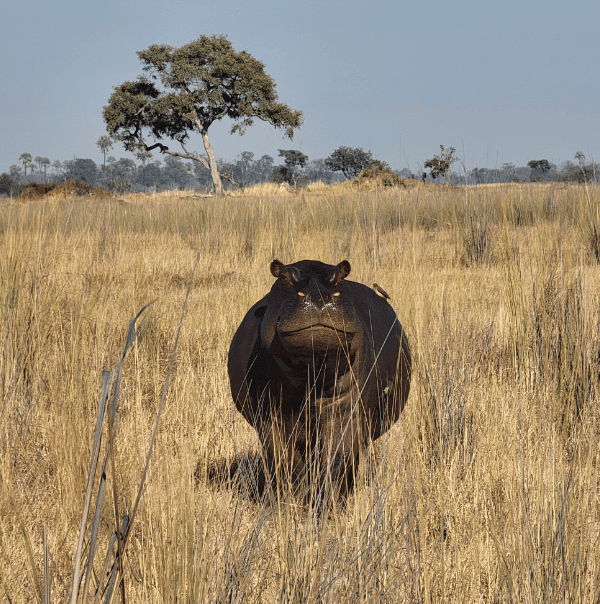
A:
0;173;22;196
18;153;32;176
527;159;551;174
103;34;303;194
424;145;458;183
64;158;98;184
574;151;586;167
96;135;114;169
324;146;373;179
272;149;308;186
278;149;308;170
527;159;553;182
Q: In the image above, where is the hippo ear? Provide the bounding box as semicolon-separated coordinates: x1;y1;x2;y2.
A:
270;259;285;277
337;260;351;279
329;260;351;286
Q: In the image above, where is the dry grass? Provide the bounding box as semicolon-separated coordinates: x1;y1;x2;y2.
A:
1;182;600;603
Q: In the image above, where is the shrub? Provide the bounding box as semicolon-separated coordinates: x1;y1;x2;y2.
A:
354;165;404;187
0;172;23;197
19;180;111;199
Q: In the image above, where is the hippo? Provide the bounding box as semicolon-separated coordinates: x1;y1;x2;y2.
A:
227;259;411;501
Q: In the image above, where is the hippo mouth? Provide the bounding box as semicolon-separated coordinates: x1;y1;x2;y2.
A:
279;323;356;336
277;323;356;355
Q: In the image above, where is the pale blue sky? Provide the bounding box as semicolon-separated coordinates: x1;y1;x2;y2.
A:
2;0;599;174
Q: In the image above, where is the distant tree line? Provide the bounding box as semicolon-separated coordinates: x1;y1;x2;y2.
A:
418;148;599;185
461;155;598;185
2;147;598;197
1;148;346;196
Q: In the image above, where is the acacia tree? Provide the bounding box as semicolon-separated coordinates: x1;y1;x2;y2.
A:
274;149;308;186
424;145;458;184
527;159;552;182
324;146;373;179
103;34;303;195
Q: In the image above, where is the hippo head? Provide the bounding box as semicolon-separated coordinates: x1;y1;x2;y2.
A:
260;259;358;357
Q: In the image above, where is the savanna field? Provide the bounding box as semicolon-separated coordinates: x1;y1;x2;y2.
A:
1;181;599;603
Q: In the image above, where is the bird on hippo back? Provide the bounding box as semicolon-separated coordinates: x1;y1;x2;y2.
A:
228;259;411;503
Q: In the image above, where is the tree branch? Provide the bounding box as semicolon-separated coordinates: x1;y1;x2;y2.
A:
220;171;238;188
143;142;170;154
179;143;210;171
134;132;211;173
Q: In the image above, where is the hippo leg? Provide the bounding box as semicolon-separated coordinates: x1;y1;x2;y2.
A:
262;411;311;496
315;399;365;501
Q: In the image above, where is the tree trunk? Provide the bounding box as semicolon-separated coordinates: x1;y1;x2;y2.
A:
200;131;223;195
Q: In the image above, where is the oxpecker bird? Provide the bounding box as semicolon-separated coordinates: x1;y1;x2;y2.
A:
372;283;391;301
